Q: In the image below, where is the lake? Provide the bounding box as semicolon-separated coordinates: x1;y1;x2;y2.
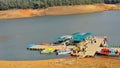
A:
0;10;120;60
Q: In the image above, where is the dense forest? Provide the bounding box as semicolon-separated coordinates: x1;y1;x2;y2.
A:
0;0;120;10
105;0;120;4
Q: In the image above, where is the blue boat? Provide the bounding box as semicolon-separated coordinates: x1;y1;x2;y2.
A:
27;43;35;49
56;50;70;55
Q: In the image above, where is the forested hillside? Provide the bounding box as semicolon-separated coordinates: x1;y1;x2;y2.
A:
0;0;104;10
0;0;120;10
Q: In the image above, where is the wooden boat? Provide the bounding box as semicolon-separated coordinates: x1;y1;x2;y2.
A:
96;48;120;57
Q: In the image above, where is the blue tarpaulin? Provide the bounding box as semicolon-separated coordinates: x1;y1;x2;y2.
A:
54;32;92;42
70;32;92;42
70;35;85;41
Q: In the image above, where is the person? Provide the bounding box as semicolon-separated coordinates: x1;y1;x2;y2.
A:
73;45;80;53
92;36;96;43
70;45;80;56
94;39;96;43
115;50;118;54
82;45;87;55
104;36;107;41
62;42;67;49
65;40;70;46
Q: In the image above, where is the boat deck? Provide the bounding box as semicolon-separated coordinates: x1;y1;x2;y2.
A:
27;36;120;57
82;37;104;57
28;44;75;50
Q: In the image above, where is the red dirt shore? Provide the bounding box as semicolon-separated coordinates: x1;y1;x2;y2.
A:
0;4;120;19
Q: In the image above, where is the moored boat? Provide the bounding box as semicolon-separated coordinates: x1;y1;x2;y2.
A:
40;48;54;54
96;48;120;57
56;50;71;55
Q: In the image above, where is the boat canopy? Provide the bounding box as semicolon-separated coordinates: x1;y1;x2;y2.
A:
54;32;92;42
54;37;66;41
60;35;72;39
70;35;85;41
81;32;92;38
70;32;92;42
27;43;35;48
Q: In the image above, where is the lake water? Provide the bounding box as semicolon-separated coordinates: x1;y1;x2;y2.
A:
0;10;120;60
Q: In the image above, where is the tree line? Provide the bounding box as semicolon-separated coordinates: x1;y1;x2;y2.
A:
104;0;120;4
0;0;119;10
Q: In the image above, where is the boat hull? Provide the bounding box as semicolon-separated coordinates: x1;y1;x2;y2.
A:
96;52;120;57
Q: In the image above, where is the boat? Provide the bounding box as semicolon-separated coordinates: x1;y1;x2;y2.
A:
40;48;54;54
96;48;120;56
56;50;70;55
27;43;35;49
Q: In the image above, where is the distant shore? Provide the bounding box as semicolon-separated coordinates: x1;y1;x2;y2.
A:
0;58;120;68
0;4;120;19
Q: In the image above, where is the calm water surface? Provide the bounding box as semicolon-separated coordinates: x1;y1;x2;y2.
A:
0;10;120;60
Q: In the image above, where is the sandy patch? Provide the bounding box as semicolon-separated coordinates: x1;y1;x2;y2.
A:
0;58;120;68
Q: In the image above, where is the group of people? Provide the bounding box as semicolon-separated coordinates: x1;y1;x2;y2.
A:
70;44;88;56
63;40;71;46
85;36;97;44
60;36;97;56
61;39;88;56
